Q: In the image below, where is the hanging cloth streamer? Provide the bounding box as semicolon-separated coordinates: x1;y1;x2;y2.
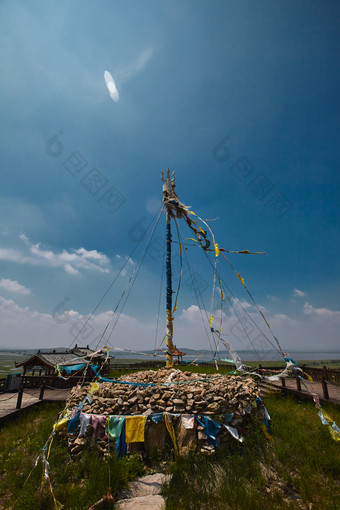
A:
61;363;87;374
236;272;244;285
125;416;146;443
195;415;222;447
106;416;126;457
317;408;340;442
90;365;154;387
164;412;179;456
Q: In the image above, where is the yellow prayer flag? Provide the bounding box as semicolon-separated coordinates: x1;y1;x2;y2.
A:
261;423;272;441
329;426;340;442
320;408;333;424
89;382;99;395
164;412;179;456
303;371;313;383
125;416;146;443
54;417;68;431
236;272;245;285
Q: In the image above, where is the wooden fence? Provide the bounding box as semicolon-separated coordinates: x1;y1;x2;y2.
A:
257;364;340;383
20;374;92;389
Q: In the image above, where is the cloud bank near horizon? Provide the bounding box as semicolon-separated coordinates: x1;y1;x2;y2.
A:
1;294;339;355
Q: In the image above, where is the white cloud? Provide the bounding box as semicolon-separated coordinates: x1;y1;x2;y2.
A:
0;234;111;275
229;298;252;312
179;304;202;324
266;295;277;302
0;248;28;263
257;304;269;314
0;278;31;295
273;313;292;321
1;294;339;354
0;296;159;351
64;263;80;275
293;288;305;298
303;302;340;320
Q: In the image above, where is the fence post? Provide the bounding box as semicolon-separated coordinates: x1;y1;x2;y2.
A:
323;365;328;380
16;385;24;409
281;377;286;388
321;377;329;400
39;383;45;400
296;376;301;391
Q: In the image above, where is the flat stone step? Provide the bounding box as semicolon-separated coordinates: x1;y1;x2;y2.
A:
116;494;165;509
120;473;171;499
116;473;170;510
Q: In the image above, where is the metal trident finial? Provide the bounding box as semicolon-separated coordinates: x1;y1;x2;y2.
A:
161;168;176;192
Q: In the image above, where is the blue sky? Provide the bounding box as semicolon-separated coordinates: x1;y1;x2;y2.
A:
0;0;339;356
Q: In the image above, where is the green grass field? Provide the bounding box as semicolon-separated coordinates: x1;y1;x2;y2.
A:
0;354;25;377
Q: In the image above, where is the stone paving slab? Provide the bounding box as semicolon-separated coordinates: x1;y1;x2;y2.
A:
120;473;171;499
115;494;165;509
116;473;170;510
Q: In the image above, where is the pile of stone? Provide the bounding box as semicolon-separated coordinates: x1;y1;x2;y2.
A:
66;369;259;456
72;369;257;416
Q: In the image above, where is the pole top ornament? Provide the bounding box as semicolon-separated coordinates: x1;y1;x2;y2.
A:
161;168;176;192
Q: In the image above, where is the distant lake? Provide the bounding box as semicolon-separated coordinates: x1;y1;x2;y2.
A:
112;350;340;362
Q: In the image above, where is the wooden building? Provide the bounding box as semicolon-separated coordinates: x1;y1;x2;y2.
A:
173;347;186;363
15;345;108;376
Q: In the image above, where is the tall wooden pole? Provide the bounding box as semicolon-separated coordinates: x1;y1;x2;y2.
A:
161;169;175;368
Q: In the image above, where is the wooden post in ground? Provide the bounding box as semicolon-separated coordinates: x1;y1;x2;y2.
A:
321;377;329;400
281;377;286;388
296;376;301;391
323;365;328;380
39;383;45;400
16;385;24;409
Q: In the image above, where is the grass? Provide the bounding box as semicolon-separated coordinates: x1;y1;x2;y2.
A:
0;403;144;509
0;354;25;377
164;395;340;510
1;365;340;509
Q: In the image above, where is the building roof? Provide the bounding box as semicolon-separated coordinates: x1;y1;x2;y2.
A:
173;347;186;356
16;345;104;369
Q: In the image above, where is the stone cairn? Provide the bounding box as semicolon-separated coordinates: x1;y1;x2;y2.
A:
66;368;258;457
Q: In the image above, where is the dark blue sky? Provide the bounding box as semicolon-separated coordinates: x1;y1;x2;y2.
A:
0;0;339;353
